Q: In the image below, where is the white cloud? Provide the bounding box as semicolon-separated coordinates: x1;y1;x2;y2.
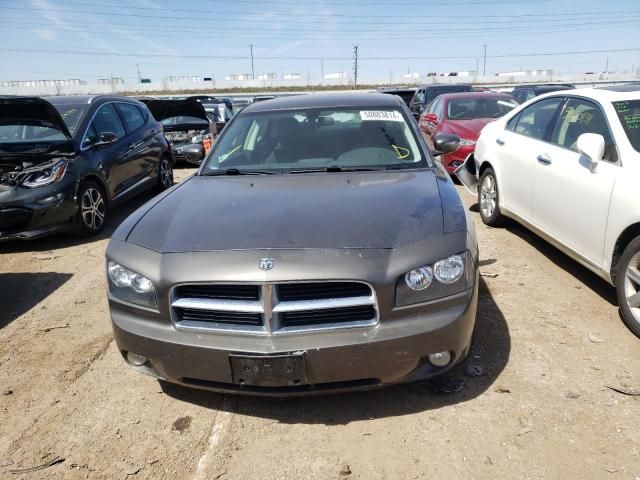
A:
34;28;57;41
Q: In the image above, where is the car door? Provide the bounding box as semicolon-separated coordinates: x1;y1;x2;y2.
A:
495;97;564;221
81;103;133;200
531;97;618;266
115;102;156;192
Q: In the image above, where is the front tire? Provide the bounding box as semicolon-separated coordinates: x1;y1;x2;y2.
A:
155;155;173;193
76;181;107;236
478;168;509;227
616;236;640;338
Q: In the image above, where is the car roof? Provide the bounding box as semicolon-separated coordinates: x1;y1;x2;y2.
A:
537;86;640;103
45;95;136;105
437;91;515;101
513;84;574;90
417;84;473;90
242;92;404;113
596;83;640;93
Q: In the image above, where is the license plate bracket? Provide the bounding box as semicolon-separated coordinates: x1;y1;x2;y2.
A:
230;354;307;387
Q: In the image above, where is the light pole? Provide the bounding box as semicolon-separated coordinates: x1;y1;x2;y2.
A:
482;44;487;76
249;44;255;80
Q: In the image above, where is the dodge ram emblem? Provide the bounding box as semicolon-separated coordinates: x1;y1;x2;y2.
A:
259;258;275;271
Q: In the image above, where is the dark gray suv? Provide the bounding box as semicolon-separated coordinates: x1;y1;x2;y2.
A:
106;93;478;395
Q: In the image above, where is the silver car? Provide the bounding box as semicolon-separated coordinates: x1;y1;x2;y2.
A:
106;93;478;395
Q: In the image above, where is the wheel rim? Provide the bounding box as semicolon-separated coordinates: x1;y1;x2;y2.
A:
81;187;105;231
624;251;640;324
480;174;497;218
160;158;173;188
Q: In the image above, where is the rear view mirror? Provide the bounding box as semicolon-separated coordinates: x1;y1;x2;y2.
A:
576;133;604;172
94;131;118;147
182;143;205;164
432;133;460;156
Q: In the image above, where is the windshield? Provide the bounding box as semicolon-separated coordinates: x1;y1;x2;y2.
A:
446;97;519;120
53;104;87;134
161;116;209;126
613;100;640;153
201;107;425;173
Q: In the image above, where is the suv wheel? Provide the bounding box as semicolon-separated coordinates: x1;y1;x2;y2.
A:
76;181;107;235
616;235;640;338
478;168;509;227
156;155;173;192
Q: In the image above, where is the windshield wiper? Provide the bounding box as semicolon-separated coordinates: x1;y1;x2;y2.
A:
286;166;381;174
200;168;275;176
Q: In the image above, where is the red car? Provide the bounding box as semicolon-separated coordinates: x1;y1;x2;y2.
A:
419;92;518;173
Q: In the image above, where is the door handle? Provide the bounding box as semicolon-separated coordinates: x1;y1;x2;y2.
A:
537;154;552;165
127;143;136;150
496;138;505;146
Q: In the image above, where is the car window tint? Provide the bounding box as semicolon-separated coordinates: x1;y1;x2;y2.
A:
551;98;617;162
434;98;444;120
513;97;563;140
82;124;99;149
414;90;425;105
91;103;126;140
117;103;145;132
506;112;521;131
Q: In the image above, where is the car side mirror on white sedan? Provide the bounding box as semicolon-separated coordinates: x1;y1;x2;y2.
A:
576;133;605;172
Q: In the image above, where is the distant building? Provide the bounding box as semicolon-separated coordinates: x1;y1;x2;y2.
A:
402;73;420;79
496;70;552;77
98;78;124;85
324;72;346;79
0;78;88;87
226;74;253;81
284;73;301;80
257;73;277;80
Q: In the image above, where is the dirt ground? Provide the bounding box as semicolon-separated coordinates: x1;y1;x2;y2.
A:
1;166;638;480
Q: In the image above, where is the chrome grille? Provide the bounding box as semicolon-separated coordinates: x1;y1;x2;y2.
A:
170;282;378;334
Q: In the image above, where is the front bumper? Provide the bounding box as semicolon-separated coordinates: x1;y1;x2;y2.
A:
442;146;475;174
111;284;477;395
0;177;77;241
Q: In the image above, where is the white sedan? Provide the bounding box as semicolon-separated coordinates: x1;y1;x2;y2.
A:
457;84;640;337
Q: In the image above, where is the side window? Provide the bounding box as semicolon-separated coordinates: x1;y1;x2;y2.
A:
506;112;521;132
434;98;444;120
550;98;617;162
88;104;126;142
513;97;563;140
82;124;99;149
414;89;426;105
116;103;145;133
513;89;533;104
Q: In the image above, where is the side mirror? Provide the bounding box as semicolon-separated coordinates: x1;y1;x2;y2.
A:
424;113;438;124
576;133;604;171
432;133;460;156
94;131;118;147
182;143;205;165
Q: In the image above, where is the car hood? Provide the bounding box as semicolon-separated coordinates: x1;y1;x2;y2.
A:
0;97;74;158
126;170;446;252
140;99;209;123
445;117;496;141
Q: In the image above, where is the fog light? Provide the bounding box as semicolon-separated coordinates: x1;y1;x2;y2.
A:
428;351;451;367
127;352;148;366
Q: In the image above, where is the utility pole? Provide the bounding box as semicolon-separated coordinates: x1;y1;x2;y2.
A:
321;59;324;81
136;63;141;83
475;58;479;76
352;44;359;90
482;44;487;76
249;44;255;80
605;57;609;74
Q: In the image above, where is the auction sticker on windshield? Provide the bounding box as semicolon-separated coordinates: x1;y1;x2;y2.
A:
360;110;404;122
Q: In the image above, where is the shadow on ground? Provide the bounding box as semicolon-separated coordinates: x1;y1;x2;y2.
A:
161;278;511;424
0;272;73;328
506;223;617;306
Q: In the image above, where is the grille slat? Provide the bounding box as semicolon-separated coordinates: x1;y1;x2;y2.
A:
281;306;376;327
175;284;260;301
175;307;263;326
278;282;371;301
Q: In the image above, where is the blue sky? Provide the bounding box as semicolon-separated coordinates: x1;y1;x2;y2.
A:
0;0;639;83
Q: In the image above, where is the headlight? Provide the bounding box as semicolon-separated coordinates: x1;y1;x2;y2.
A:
107;261;157;308
396;252;474;306
405;266;433;290
433;255;464;284
22;158;69;188
191;134;203;143
459;138;476;146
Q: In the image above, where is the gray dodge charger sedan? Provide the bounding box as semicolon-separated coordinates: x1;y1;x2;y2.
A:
106;93;479;395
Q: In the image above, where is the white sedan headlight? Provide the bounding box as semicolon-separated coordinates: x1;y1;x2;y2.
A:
107;261;157;308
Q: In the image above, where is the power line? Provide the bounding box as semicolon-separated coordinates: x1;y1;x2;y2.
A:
1;47;637;61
